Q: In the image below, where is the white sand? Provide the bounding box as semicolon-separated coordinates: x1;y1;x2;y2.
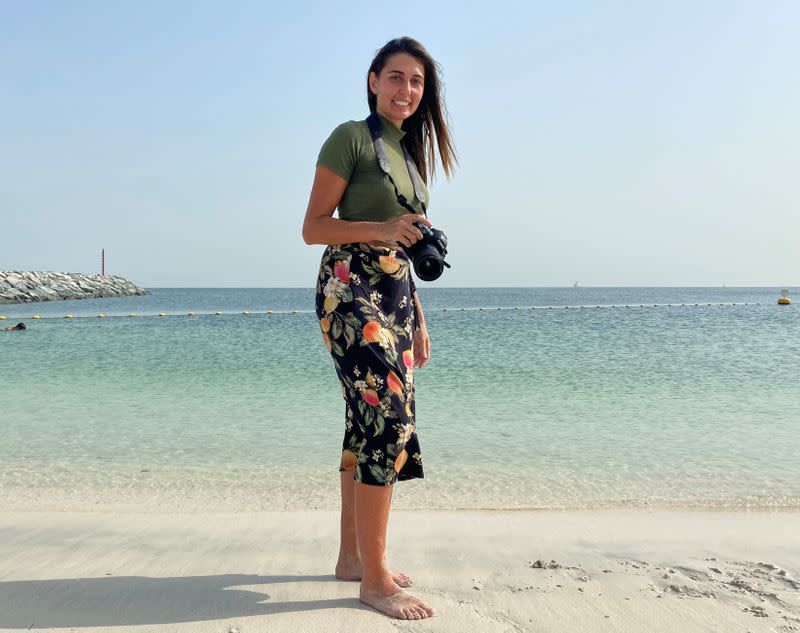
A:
1;508;799;632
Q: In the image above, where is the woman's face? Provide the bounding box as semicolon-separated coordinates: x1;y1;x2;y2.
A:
369;52;425;128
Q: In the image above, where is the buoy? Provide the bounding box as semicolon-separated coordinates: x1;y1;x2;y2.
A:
0;315;5;320
215;311;223;315
159;312;166;317
33;315;41;319
778;290;791;305
187;312;196;316
242;310;250;315
267;310;273;314
443;308;448;312
98;313;106;318
129;313;136;317
65;314;73;319
292;310;299;314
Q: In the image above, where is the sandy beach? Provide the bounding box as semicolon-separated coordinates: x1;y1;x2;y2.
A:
1;508;798;632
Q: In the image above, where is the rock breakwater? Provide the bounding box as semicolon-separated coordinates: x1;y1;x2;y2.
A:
0;271;148;304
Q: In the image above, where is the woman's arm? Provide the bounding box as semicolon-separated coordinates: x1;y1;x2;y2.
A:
302;166;433;246
412;290;430;368
302;166;383;245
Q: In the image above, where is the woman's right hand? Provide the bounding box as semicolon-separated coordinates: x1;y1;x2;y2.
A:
375;214;433;248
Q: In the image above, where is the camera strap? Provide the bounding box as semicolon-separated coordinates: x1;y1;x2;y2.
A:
366;112;427;215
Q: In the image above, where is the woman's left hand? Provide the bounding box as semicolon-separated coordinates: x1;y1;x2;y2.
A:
412;323;430;369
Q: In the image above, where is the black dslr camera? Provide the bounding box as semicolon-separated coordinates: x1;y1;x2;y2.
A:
405;222;450;282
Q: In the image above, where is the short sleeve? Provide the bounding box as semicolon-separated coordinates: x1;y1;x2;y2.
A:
316;121;361;182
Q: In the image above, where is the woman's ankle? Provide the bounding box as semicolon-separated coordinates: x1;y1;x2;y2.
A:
360;565;394;585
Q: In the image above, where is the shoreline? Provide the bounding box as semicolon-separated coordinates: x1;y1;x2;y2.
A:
1;508;798;632
4;482;799;514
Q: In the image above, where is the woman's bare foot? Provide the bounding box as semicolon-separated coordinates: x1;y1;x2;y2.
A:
335;556;412;588
359;580;434;620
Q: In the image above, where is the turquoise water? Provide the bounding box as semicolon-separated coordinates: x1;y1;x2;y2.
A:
2;287;798;511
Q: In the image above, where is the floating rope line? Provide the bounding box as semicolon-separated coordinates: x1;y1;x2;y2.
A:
0;302;765;321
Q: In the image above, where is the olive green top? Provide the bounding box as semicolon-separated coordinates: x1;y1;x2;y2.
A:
316;114;429;223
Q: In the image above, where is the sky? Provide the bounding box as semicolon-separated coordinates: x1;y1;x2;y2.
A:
1;0;797;287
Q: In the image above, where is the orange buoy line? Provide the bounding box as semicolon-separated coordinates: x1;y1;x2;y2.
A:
0;302;767;321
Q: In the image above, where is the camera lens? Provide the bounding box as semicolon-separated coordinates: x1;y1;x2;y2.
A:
414;255;444;282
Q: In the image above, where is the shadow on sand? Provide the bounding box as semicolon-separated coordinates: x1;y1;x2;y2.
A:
0;573;369;628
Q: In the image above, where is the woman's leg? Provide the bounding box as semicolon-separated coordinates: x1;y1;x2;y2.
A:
355;481;434;619
335;470;412;587
335;470;359;574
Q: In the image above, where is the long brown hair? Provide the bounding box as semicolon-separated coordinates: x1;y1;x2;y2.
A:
367;37;457;183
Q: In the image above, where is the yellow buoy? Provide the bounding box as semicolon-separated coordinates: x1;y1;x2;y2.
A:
215;311;223;315
267;310;273;314
0;315;6;320
159;312;167;317
33;315;41;319
129;313;136;317
65;314;73;319
778;297;791;305
98;313;106;318
242;310;250;315
292;310;299;314
187;312;196;316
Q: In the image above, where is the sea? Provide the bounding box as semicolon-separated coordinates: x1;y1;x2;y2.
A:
1;287;798;513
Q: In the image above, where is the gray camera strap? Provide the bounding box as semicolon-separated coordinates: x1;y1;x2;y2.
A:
366;112;427;215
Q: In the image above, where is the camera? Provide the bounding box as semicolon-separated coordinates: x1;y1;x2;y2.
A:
405;222;450;282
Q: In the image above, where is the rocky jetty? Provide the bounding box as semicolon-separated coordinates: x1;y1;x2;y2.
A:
0;271;149;305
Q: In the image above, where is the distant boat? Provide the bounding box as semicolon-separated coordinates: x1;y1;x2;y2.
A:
573;281;580;288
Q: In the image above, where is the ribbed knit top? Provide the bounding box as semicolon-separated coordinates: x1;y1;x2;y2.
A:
316;114;429;223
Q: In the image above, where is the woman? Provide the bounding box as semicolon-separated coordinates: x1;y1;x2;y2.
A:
302;37;456;620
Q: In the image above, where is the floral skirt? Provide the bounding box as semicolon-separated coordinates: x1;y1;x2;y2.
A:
315;242;424;486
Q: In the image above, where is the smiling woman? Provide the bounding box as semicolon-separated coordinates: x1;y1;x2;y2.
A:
301;37;457;621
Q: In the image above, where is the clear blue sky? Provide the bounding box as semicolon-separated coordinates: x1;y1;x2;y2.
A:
2;1;797;287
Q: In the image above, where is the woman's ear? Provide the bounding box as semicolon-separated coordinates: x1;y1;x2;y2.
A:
368;71;378;95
